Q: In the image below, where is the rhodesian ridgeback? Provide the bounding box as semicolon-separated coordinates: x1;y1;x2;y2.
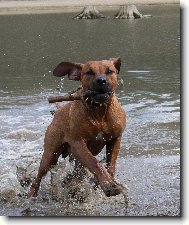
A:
28;58;127;198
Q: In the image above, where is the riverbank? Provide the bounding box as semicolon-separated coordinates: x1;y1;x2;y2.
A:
0;0;179;15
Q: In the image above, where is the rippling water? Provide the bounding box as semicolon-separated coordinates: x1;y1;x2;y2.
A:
0;4;180;216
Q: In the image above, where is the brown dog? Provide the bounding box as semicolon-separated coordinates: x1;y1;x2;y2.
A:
28;58;126;198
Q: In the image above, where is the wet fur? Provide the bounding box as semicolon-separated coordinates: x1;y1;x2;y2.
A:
28;58;127;198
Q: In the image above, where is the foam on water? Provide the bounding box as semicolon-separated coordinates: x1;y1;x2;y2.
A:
127;70;150;73
7;129;42;140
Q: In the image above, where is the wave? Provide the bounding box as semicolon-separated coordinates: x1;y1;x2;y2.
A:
7;128;42;141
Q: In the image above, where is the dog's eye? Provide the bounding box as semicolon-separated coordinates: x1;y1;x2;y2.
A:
86;69;94;76
106;68;113;75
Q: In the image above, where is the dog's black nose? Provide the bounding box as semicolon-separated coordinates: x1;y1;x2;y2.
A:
96;76;107;86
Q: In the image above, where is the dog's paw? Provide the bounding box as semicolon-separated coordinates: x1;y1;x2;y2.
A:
101;180;127;197
27;186;39;198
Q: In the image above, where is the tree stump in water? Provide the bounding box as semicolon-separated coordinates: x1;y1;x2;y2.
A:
114;5;128;19
73;6;105;19
114;5;152;19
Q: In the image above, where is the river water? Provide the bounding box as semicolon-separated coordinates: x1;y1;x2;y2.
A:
0;4;180;216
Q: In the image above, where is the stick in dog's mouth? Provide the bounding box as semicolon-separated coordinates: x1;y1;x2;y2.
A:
83;90;113;105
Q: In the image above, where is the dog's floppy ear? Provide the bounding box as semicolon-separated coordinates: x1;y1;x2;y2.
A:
53;62;83;81
109;57;121;74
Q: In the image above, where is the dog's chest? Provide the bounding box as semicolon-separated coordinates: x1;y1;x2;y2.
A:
87;117;122;141
96;131;104;141
92;131;109;144
87;130;109;155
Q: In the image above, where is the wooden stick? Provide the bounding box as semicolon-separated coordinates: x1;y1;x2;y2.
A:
48;94;82;103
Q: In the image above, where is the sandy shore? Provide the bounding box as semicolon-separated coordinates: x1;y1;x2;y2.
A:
0;0;179;15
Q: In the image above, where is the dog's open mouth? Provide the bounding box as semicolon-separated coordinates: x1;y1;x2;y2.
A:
83;90;112;104
92;92;111;103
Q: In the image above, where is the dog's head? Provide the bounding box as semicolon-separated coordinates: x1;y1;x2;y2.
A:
53;58;121;104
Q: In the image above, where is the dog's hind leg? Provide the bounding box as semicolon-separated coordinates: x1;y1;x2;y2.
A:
28;123;64;197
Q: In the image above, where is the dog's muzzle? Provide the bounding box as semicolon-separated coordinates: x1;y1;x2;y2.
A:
83;76;112;104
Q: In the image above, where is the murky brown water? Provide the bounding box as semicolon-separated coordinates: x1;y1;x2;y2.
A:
0;4;180;216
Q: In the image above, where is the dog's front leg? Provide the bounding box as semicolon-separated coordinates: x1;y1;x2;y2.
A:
70;139;123;197
106;136;121;177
